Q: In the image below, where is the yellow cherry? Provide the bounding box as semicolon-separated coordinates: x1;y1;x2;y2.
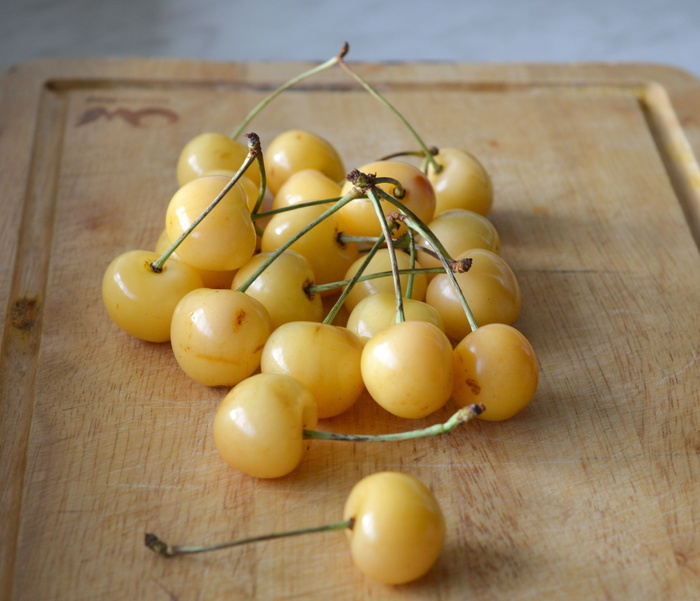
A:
155;229;236;289
200;171;262;213
261;321;364;419
343;472;446;585
260;203;359;292
426;249;521;341
424;148;493;216
170;288;272;387
266;129;345;195
338;160;435;238
176;132;260;187
102;250;203;343
212;373;318;478
272;168;342;211
346;292;444;345
231;250;323;329
416;209;501;277
361;321;453;419
342;248;428;312
453;323;538;421
165;175;257;272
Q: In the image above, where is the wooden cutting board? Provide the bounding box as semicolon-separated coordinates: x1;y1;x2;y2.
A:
1;57;699;601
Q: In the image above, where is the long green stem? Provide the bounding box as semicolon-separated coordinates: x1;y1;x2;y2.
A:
150;135;261;273
250;148;268;215
338;233;383;246
145;519;353;557
304;404;484;442
374;187;479;332
322;235;385;325
337;58;441;173
308;266;444;296
235;186;363;293
231;44;349;140
406;230;417;299
252;197;342;220
367;188;404;323
378;147;439;162
373;186;453;261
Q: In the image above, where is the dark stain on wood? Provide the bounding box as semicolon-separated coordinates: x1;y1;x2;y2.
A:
10;296;40;331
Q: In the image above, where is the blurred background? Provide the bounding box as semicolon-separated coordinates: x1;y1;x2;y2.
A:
1;0;699;78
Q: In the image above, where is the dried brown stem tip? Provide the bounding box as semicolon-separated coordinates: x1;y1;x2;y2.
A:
384;212;403;233
145;533;173;556
451;257;473;273
471;403;486;416
245;132;261;154
346;169;376;191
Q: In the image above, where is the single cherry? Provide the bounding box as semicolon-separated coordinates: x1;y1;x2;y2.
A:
453;323;538;421
102;249;203;343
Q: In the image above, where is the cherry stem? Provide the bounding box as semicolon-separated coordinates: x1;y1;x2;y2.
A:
336;57;441;174
406;229;417;299
304;404;485;442
367;188;405;322
371;181;450;254
231;43;349;140
235;184;364;293
374;186;480;332
322;234;385;325
250;143;268;215
372;177;405;199
252;197;342;220
150;134;261;273
145;518;354;558
337;233;386;246
308;266;443;296
378;146;439;162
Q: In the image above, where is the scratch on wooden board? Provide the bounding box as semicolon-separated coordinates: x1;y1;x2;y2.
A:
152;578;179;601
257;487;336;497
658;349;698;384
194;566;210;601
177;448;211;472
476;434;569;446
111;483;200;490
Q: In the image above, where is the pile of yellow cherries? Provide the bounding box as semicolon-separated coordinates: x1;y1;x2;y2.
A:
103;45;539;586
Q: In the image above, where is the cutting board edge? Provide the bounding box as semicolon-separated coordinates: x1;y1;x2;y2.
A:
2;56;700;87
2;57;700;600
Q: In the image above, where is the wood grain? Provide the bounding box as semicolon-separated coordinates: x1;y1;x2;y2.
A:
1;58;699;600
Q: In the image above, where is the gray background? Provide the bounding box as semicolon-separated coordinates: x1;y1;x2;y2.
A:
1;0;699;78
